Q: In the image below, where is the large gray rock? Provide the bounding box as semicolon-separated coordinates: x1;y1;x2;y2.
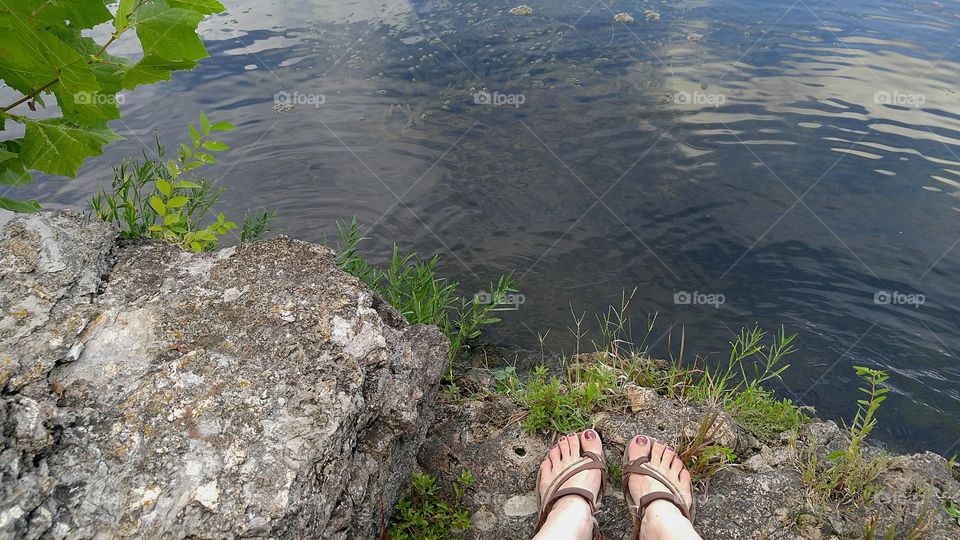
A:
0;210;447;538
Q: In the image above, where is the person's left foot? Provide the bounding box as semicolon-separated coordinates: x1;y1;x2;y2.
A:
533;430;605;540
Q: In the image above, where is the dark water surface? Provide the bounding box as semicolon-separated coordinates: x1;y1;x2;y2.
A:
14;0;960;454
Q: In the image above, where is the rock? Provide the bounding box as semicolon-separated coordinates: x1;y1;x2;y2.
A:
0;211;448;538
508;5;533;17
613;12;634;24
418;393;960;538
687;32;704;42
644;10;661;23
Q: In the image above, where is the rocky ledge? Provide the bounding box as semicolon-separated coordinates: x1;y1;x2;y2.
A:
420;387;960;539
0;210;447;538
2;210;959;539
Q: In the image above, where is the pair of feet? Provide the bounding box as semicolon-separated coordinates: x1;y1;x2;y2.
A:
533;430;702;540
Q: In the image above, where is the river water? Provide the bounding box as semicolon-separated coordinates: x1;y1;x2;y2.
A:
15;0;960;454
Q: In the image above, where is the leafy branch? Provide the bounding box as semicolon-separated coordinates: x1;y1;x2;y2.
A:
0;0;226;211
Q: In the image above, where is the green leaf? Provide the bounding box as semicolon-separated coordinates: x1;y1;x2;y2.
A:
7;1;113;30
173;180;202;189
156;179;171;196
132;3;207;62
201;140;228;151
122;54;198;89
20;119;123;177
210;121;235;132
188;125;201;147
0;196;41;213
195;152;216;164
149;195;166;216
114;0;137;33
163;213;180;225
167;0;226;15
199;111;210;136
0;19;98;98
167;196;189;208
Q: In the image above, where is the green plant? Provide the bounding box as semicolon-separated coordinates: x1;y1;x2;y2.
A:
388;471;474;540
863;506;931;540
335;218;515;373
91;113;254;252
800;366;894;506
494;362;619;435
945;500;960;526
676;408;737;481
0;0;226;211
241;208;278;242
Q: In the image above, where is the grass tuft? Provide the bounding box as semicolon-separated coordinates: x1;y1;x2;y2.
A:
336;218;515;376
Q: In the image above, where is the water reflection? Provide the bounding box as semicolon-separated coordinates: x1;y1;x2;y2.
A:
13;0;960;453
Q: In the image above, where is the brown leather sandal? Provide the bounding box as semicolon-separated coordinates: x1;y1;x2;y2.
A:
621;439;696;539
533;442;607;540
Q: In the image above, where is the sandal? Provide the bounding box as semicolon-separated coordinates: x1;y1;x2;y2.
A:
533;435;607;540
621;438;696;539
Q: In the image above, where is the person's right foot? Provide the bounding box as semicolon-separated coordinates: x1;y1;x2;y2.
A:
624;436;701;540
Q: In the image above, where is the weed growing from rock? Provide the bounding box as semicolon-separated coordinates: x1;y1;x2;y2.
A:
90;113;276;251
336;217;515;376
800;366;895;507
388;471;475;539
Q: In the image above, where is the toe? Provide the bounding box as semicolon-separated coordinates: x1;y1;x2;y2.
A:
540;458;552;476
627;434;653;461
679;469;693;495
661;445;677;468
669;454;684;478
651;439;668;465
549;441;562;465
580;429;603;456
567;432;581;457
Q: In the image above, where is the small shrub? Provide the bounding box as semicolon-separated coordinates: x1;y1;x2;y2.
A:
388;471;475;540
91;113;276;251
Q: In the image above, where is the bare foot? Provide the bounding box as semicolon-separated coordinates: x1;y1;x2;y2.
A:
625;436;702;540
533;430;604;540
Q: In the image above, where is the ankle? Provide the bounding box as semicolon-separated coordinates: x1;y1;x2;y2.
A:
537;496;593;539
639;500;689;539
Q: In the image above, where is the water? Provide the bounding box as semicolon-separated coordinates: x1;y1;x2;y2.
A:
12;0;960;454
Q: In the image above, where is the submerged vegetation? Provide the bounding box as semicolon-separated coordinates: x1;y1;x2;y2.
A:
336;218;515;375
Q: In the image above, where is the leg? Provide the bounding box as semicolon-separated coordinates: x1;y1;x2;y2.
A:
625;436;703;540
533;430;605;540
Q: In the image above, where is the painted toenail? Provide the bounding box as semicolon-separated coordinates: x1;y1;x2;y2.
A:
584;429;596;440
636;435;648;445
568;432;576;439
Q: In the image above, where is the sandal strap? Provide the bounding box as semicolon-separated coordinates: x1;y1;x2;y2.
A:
540;453;607;511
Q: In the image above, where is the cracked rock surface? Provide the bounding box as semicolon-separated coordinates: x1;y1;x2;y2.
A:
0;210;447;538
